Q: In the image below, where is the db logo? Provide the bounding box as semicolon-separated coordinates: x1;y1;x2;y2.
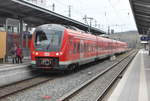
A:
44;52;50;56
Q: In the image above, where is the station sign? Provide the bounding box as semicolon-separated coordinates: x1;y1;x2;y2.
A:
140;36;150;41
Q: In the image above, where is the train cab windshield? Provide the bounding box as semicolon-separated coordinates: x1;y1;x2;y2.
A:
34;29;63;52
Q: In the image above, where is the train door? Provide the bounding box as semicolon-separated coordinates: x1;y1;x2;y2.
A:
80;40;84;59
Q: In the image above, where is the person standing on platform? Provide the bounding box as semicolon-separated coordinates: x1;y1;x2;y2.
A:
16;46;23;63
10;44;17;64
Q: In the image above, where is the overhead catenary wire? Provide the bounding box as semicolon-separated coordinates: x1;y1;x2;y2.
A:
46;0;134;32
106;0;131;32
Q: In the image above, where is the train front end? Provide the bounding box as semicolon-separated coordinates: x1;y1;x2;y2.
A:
30;24;66;70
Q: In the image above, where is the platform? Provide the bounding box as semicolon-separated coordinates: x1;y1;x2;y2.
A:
108;49;150;101
0;58;32;87
0;57;30;69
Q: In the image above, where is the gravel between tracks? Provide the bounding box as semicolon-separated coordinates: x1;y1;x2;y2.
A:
69;54;134;101
1;52;130;101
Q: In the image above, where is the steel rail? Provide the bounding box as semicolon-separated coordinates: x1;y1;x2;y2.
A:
57;50;138;101
95;51;138;101
0;75;56;99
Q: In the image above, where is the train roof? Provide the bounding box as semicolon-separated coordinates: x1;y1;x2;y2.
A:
35;24;87;33
35;24;66;31
34;24;127;45
66;28;127;44
66;28;97;40
99;36;127;44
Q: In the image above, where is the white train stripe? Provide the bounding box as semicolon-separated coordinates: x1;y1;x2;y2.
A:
31;51;125;66
59;54;110;65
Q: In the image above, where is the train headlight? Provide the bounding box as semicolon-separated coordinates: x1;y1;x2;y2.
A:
56;52;59;56
35;52;39;55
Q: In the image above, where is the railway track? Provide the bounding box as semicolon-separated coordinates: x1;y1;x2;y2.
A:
0;50;136;100
0;74;56;99
57;50;138;101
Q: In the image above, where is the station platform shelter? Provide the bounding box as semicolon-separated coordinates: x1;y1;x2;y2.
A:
108;49;150;101
0;17;32;62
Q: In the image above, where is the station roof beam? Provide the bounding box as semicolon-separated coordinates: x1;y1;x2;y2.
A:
0;0;105;35
130;0;150;35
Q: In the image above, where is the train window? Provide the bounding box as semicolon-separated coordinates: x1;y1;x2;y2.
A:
70;39;72;45
35;30;62;52
69;39;73;54
73;42;77;54
90;45;92;52
86;44;88;52
93;45;95;52
84;43;87;52
80;43;84;53
77;43;80;53
89;45;91;52
88;45;89;52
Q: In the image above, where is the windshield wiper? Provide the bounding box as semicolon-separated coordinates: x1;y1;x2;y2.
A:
46;43;51;50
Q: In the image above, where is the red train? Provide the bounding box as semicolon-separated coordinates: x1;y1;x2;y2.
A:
30;24;128;70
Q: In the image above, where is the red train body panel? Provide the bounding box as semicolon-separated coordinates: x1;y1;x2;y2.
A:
30;24;128;70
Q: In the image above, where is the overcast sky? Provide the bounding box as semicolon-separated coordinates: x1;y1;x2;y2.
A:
45;0;137;32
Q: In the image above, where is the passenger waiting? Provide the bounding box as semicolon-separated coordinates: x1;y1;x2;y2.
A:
10;44;17;64
16;46;23;63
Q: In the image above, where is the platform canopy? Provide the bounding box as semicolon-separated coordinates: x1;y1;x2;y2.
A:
130;0;150;35
0;0;105;35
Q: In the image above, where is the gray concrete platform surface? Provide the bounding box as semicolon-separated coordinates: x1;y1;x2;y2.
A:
0;56;30;68
108;49;150;101
0;58;34;87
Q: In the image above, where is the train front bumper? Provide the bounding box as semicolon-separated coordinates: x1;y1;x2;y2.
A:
30;61;68;70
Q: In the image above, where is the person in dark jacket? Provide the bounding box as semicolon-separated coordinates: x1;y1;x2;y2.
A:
16;46;23;63
10;44;17;64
